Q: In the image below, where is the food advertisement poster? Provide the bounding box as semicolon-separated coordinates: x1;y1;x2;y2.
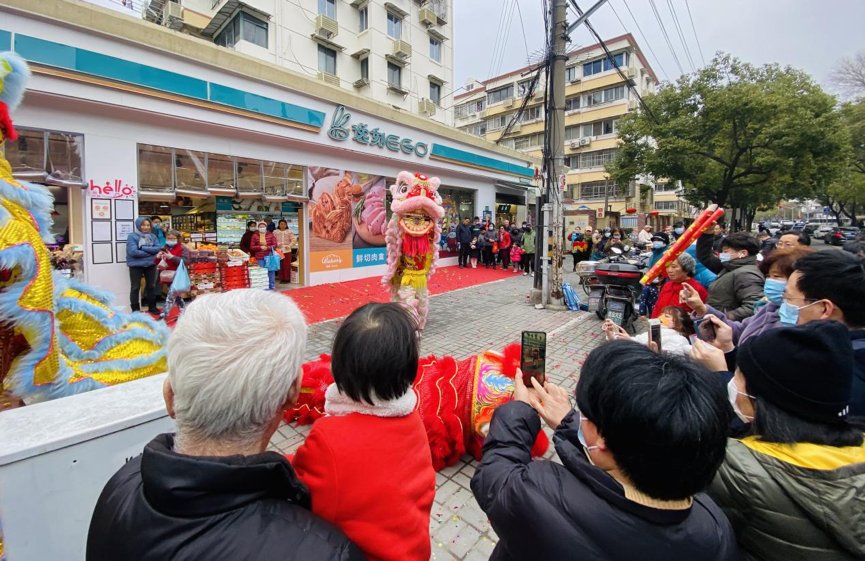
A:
307;168;390;272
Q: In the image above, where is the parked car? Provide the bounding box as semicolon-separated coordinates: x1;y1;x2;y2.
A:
823;227;860;245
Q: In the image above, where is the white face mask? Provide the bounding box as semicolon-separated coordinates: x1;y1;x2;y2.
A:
727;378;755;423
258;227;267;233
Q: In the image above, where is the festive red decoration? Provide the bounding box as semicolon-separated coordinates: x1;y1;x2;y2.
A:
625;207;637;214
284;343;550;470
649;210;660;216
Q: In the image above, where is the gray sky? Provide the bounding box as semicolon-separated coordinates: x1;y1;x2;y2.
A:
454;0;865;96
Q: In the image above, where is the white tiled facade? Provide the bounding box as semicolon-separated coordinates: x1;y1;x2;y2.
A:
143;0;454;125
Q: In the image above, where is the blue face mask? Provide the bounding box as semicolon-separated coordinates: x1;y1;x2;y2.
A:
674;227;684;235
576;410;599;463
652;241;666;249
763;278;786;305
719;252;733;263
779;299;821;325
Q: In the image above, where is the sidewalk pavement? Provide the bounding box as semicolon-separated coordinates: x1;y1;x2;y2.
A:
269;268;605;560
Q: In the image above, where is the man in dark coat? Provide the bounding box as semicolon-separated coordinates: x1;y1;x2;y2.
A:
86;290;362;561
697;231;764;320
471;341;739;561
456;216;473;268
783;250;865;416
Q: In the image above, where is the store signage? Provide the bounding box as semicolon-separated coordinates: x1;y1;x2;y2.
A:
327;105;430;158
89;179;136;199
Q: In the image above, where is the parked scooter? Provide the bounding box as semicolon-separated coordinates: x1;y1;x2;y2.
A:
587;247;645;333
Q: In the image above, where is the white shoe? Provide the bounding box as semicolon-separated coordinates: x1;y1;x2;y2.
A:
523;272;528;276
530;272;534;277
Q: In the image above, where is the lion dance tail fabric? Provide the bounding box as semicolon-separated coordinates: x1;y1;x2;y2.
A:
382;172;444;331
0;51;168;406
284;343;550;471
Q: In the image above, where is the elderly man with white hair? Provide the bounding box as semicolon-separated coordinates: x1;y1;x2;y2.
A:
86;290;362;561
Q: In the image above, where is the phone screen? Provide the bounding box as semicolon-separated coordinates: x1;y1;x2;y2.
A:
649;319;662;353
521;331;547;387
695;318;716;341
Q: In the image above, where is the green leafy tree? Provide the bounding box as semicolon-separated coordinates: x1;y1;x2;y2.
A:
816;100;865;226
608;54;847;229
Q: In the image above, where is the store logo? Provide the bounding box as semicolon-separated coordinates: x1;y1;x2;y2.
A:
327;105;430;158
89;179;136;199
321;253;343;266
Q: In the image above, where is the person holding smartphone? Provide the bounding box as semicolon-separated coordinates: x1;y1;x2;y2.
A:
471;341;739;561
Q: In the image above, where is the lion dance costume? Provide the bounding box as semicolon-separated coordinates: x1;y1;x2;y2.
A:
0;52;168;408
382;171;444;331
285;344;549;471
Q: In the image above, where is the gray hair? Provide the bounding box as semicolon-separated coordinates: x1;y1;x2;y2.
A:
167;290;307;448
676;252;696;276
165;229;181;239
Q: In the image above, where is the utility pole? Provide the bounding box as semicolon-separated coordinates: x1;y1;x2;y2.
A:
538;0;568;307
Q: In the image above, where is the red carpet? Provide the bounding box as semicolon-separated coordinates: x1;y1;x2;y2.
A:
285;265;518;324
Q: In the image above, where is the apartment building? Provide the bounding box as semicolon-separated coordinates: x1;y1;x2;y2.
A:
143;0;454;125
454;34;690;227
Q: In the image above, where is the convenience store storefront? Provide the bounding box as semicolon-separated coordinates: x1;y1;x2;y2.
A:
1;3;535;307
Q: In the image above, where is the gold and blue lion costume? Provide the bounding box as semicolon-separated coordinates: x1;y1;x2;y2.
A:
0;51;167;404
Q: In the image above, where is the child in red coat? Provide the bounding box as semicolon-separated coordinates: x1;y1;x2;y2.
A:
293;303;435;561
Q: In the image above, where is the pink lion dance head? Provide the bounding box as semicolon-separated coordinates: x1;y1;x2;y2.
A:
382;172;444;330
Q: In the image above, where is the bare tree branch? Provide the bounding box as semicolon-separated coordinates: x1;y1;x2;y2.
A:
832;51;865;100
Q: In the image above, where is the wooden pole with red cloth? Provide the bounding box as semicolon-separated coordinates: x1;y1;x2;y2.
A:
640;205;725;285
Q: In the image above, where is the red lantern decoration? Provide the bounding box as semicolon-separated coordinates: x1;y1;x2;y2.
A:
649;210;660;216
625;207;637;214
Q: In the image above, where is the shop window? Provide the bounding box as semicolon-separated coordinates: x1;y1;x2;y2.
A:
6;128;46;179
207;153;235;192
236;157;263;195
138;144;174;193
174;149;207;192
45;132;84;185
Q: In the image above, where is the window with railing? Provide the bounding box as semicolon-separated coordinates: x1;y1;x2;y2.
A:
580;118;619;138
487;114;510;131
513;133;544;150
655;201;679;210
565;95;580;111
577;180;630;201
520;106;542;122
487;85;514;105
578;149;618;169
653;182;678;192
584;85;625;107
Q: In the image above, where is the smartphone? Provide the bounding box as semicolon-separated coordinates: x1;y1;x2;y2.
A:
648;319;662;353
520;331;547;387
695;318;716;341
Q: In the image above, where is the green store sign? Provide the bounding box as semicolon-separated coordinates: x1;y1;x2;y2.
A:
327;105;430;158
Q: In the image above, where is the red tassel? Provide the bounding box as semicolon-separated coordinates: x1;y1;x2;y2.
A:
501;343;521;378
530;430;550;458
0;102;18;141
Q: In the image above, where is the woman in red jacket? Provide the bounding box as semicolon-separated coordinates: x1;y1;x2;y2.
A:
498;225;512;270
293;303;435;561
249;221;278;290
651;252;708;318
155;229;189;319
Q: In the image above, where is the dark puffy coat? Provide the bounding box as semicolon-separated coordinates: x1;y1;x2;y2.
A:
86;434;363;561
697;234;764;321
710;437;865;561
471;402;741;561
456;223;473;244
851;331;865;417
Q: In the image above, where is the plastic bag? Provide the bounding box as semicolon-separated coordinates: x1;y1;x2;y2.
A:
170;260;191;293
263;249;281;271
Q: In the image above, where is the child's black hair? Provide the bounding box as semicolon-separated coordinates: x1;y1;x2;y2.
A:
331;303;419;404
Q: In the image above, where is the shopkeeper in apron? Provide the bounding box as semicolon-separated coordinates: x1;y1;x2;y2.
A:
274;219;295;283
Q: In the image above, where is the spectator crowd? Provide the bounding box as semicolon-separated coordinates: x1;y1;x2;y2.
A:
86;213;864;561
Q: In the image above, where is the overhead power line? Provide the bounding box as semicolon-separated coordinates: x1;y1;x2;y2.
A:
684;0;707;66
609;0;669;81
515;0;532;60
647;0;685;76
666;0;695;71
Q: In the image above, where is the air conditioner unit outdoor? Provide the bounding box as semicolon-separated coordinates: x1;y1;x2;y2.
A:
418;98;436;116
579;137;591;146
569;141;580;149
569;76;581;84
317;71;341;87
627;68;636;78
393;40;412;59
510;123;521;133
353;78;370;88
315;15;339;38
503;97;514;107
163;1;183;29
419;7;436;26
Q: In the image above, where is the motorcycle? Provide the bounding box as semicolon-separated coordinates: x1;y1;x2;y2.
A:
586;246;646;333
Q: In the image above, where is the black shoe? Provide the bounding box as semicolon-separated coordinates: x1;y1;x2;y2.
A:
147;308;160;315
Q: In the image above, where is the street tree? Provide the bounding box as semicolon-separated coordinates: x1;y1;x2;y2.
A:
817;100;865;226
831;50;865;100
607;54;847;229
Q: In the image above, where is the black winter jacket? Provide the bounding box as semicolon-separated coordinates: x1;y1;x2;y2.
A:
456;223;474;244
471;402;741;561
86;434;362;561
